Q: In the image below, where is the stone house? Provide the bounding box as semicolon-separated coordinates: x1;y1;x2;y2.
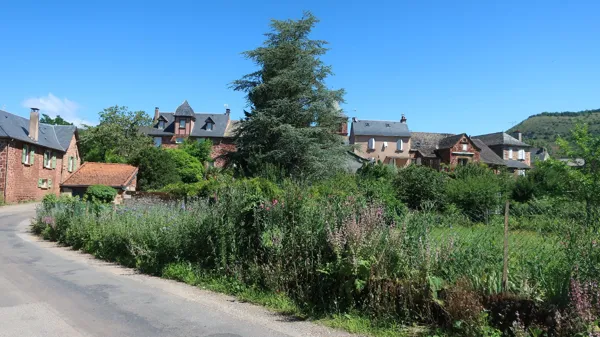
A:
472;131;531;175
140;100;238;167
61;162;138;204
0;108;80;203
410;132;505;170
349;115;412;167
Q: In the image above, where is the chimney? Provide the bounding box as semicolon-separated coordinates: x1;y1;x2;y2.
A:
154;107;160;121
400;114;407;123
352;117;357;122
29;108;40;142
514;130;522;142
225;108;231;115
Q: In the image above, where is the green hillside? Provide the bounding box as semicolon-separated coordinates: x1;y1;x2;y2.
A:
507;108;600;154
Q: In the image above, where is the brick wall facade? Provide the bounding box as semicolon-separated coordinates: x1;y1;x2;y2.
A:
60;134;81;183
4;140;64;203
0;140;8;200
446;136;481;166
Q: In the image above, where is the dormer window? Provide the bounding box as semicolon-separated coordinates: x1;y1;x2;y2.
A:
179;119;186;129
206;121;214;131
158;120;165;129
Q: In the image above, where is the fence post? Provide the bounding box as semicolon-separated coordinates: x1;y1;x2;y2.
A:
502;200;510;293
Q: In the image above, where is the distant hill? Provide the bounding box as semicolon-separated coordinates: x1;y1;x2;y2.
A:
507;108;600;154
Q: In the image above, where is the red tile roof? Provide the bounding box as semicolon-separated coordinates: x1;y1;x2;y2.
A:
61;162;138;188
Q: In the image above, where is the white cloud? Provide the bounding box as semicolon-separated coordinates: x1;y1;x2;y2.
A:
22;93;95;126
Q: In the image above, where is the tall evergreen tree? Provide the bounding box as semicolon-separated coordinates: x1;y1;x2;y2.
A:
230;12;347;180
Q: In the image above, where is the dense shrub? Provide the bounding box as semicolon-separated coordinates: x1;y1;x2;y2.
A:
84;185;117;203
165;148;204;183
446;165;504;222
394;165;447;209
132;147;181;191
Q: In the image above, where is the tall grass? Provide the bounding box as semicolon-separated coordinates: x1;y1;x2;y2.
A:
33;180;599;336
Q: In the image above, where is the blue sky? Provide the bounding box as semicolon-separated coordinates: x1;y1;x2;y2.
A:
1;0;598;134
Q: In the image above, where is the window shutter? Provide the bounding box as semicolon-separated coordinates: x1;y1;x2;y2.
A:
368;138;375;150
48;179;53;188
38;178;43;188
22;146;27;164
397;139;403;151
51;154;57;169
30;146;35;165
508;149;513;159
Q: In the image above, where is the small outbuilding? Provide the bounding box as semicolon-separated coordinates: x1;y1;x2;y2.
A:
60;162;138;203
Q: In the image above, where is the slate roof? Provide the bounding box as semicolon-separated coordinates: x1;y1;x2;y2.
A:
410;132;454;157
62;162;138;188
472;139;506;166
0;109;77;152
351;120;411;137
191;113;230;138
506;159;531;169
174;100;195;118
472;132;530;147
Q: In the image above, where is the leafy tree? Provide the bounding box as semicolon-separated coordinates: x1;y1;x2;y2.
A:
557;124;600;228
357;161;396;182
40;114;73;125
132;147;181;191
165;148;204;183
394;165;447;210
79;106;152;162
180;138;213;163
230;12;347;180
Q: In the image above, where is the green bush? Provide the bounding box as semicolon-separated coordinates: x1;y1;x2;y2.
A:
165;148;204;183
394;165;447;209
84;185;117;203
446;166;503;222
132;147;181;191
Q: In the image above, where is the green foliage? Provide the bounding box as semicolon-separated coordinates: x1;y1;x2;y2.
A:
557;124;600;228
165;148;204;183
180;138;213;163
356;161;396;181
230;12;348;181
79;105;152;162
446;164;507;222
40;114;73;125
394;165;447;209
514;159;572;202
84;185;117;203
132;147;181;191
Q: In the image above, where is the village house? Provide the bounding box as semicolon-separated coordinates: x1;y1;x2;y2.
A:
61;162;138;204
0;108;80;203
140;100;238;167
472;131;532;175
349;115;412;167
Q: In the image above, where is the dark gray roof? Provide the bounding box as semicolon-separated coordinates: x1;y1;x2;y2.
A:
174;100;195;118
506;160;531;169
191;114;229;137
0;109;76;152
472;139;506;166
344;151;368;173
141;111;233;138
410;132;454;156
472;132;530;147
351;120;410;137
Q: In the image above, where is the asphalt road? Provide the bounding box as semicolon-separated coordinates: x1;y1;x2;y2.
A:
0;204;355;337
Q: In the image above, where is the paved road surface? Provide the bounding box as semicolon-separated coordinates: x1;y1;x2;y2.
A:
0;204;355;337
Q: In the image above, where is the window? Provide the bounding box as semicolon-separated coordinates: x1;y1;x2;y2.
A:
367;138;375;150
396;139;403;151
68;156;74;172
383;141;388;148
508;148;513;159
518;149;525;160
518;170;526;176
179;119;186;129
22;144;33;165
176;137;184;144
462;144;468;151
206;122;214;131
44;150;52;168
154;137;162;147
158;120;165;129
458;158;469;166
37;178;52;189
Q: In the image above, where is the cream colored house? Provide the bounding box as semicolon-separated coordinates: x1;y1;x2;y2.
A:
349;115;412;167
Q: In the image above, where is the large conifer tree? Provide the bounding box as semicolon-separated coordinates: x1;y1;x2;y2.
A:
230;12;347;180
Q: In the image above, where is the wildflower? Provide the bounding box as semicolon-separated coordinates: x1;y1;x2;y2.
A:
266;207;270;211
272;199;279;206
259;204;264;209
